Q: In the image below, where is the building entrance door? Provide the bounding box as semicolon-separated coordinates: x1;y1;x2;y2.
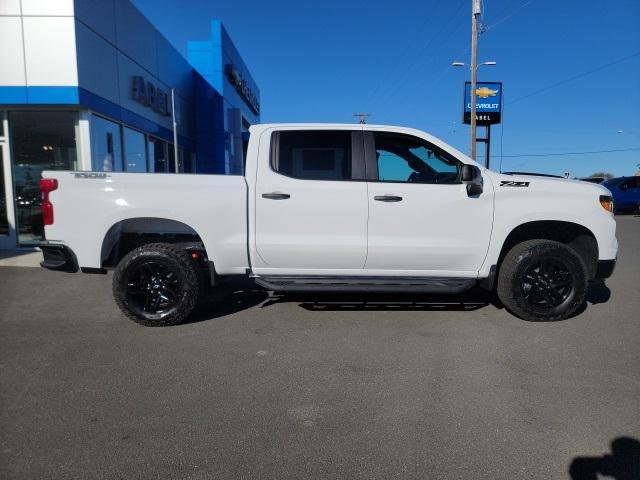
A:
8;111;79;246
0;113;17;249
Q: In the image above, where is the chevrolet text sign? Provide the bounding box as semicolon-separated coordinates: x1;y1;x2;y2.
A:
463;81;502;125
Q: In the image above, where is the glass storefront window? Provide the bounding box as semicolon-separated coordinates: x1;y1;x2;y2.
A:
9;111;79;245
178;147;184;173
167;144;176;173
123;127;147;172
179;148;195;173
0;149;9;236
91;115;123;171
148;137;168;173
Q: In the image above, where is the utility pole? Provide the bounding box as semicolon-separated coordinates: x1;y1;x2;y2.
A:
470;0;481;160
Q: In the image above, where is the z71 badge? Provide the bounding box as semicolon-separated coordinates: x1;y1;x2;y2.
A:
500;180;530;187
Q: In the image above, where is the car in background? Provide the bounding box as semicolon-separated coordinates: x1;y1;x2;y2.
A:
602;176;640;213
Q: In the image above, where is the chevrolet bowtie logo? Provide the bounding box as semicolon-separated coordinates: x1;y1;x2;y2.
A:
475;87;499;98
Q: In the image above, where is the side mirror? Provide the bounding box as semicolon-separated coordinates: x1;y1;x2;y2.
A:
461;164;480;182
466;182;483;196
461;164;483;196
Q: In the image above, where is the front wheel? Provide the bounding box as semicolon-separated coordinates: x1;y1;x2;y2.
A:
113;243;201;326
497;239;588;321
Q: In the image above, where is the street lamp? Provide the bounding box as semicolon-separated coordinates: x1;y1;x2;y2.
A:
451;61;497;69
452;60;496;160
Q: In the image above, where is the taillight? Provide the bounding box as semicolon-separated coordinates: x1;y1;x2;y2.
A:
40;178;58;225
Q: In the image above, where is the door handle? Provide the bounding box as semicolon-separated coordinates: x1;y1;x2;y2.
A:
374;195;403;202
262;192;290;200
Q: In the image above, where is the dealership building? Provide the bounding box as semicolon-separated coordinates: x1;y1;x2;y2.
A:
0;0;260;248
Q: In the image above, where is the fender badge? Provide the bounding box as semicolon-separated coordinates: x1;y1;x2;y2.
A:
500;181;530;187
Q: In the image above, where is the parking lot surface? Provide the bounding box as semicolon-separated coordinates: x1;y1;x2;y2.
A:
1;216;638;479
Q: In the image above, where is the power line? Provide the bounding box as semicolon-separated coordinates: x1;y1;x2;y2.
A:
366;0;443;106
409;0;535;110
501;147;640;158
377;0;536;116
395;41;472;118
371;0;467;110
483;0;537;32
507;50;640;105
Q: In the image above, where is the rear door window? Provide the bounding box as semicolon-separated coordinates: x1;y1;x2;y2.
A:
272;131;354;181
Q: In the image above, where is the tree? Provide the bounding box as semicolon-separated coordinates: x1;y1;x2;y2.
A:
588;172;614;180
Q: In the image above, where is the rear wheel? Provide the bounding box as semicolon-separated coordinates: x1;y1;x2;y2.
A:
497;239;588;321
113;243;201;326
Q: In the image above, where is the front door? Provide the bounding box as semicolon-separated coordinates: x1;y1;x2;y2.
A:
364;130;493;276
253;128;368;273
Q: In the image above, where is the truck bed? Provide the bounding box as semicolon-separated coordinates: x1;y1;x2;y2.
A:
42;171;249;274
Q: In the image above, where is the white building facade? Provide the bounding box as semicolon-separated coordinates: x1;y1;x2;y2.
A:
0;0;260;248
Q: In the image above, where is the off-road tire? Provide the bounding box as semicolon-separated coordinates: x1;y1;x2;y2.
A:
497;239;588;321
113;243;201;326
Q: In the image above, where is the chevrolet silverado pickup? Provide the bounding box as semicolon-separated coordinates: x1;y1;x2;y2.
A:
39;124;617;325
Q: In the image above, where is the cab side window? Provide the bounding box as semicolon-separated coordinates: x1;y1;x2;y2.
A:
272;131;353;180
373;132;460;184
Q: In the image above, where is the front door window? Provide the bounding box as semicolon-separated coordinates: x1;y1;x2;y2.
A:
374;132;460;184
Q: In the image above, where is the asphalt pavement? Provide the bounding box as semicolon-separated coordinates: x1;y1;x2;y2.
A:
1;216;639;479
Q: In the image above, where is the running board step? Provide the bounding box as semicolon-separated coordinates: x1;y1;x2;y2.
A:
253;276;477;294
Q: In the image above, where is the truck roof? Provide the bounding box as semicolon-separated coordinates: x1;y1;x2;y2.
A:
250;122;412;129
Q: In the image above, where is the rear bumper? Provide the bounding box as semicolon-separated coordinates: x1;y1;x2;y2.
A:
595;259;616;279
39;242;78;273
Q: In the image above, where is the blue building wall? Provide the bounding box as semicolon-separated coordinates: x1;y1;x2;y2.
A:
193;75;224;174
188;20;261;174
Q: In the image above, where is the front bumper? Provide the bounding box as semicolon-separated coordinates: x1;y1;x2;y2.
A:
595;259;616;279
39;242;78;273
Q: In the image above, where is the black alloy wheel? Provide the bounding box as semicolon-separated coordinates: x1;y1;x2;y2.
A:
497;239;588;321
113;243;201;326
520;258;574;310
125;261;183;316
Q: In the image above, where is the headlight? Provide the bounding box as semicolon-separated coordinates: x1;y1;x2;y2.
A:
599;195;613;212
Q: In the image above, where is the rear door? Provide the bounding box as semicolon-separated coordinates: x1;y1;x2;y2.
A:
364;130;493;276
253;128;368;273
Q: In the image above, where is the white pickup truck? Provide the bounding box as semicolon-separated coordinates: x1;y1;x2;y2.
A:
39;124;617;325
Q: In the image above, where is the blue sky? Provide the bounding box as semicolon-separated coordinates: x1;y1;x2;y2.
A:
133;0;640;177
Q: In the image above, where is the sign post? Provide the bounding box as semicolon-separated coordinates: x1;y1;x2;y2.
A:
463;81;502;168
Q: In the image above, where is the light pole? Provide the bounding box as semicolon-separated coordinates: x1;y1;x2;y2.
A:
452;60;496;160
